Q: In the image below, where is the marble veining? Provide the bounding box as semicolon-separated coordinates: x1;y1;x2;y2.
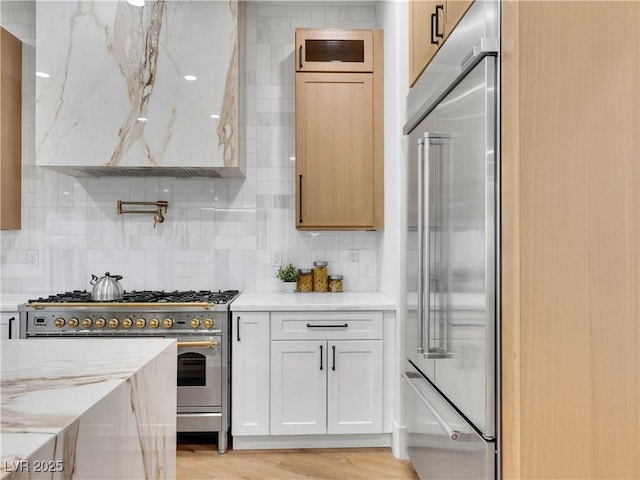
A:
0;339;176;479
108;0;166;167
59;421;79;479
218;0;239;168
128;356;175;479
36;0;238;171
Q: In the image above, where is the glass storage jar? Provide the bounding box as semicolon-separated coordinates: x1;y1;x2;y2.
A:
313;261;329;292
328;275;343;293
297;268;313;292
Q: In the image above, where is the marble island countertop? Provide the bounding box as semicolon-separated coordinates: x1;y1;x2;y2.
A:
231;291;396;312
1;338;177;479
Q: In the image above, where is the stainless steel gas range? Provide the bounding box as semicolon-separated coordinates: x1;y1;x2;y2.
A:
18;289;241;454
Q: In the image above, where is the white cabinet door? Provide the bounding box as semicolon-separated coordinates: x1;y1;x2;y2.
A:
0;313;19;340
231;312;270;436
271;340;327;435
327;340;383;434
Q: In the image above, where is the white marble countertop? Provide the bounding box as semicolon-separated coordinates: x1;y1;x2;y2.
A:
231;292;396;312
0;338;176;472
0;294;45;313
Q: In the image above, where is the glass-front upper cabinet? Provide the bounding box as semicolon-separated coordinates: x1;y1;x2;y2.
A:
295;29;373;73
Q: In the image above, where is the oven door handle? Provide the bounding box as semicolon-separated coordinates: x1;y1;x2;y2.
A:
177;340;219;349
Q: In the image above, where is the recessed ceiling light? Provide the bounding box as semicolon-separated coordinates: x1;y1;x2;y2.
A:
126;0;145;7
137;117;147;122
210;114;220;119
35;71;50;78
184;75;197;81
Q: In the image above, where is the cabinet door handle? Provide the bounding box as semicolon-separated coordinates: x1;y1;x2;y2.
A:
8;316;15;340
306;323;348;328
319;344;324;371
331;345;336;371
299;44;304;69
435;4;444;39
299;174;303;224
236;316;241;342
430;13;438;45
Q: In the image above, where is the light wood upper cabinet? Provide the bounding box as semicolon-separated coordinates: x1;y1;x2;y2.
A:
409;0;441;87
409;0;474;87
296;72;373;228
295;29;383;231
0;27;22;230
296;29;373;73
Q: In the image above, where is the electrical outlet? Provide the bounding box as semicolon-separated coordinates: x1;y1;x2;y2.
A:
349;250;359;263
271;250;282;267
27;250;39;268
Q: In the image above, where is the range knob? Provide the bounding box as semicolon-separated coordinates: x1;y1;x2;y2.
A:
95;318;106;329
136;318;146;329
109;318;119;328
163;318;173;329
203;318;214;329
81;318;93;329
190;318;201;329
122;318;133;329
54;317;65;328
68;317;79;328
149;318;159;329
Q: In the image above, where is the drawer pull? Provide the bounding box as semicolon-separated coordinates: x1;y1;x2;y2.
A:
306;323;348;328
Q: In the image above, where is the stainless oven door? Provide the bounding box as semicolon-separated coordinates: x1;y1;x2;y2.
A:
176;336;222;410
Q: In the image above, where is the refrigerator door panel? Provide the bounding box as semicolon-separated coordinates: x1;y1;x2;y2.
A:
406;112;435;381
403;369;495;480
430;57;497;436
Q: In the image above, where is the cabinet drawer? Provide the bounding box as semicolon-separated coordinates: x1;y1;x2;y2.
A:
271;311;383;340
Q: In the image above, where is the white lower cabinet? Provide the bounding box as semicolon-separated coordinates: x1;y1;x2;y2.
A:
271;340;327;435
271;338;383;435
271;312;383;435
231;309;386;440
231;312;270;436
327;340;383;434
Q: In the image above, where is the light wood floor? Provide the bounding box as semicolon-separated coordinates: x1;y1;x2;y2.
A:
177;435;419;480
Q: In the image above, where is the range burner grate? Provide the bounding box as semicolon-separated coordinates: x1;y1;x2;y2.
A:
29;290;240;304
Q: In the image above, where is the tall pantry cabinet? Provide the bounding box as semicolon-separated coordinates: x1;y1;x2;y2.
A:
295;29;384;230
501;1;640;478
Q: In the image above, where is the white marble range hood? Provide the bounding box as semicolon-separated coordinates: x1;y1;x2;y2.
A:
35;0;243;178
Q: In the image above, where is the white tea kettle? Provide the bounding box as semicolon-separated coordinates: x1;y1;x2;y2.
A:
90;272;124;301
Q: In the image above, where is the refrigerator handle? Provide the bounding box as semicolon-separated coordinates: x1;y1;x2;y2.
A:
402;371;464;442
417;138;427;354
423;133;452;359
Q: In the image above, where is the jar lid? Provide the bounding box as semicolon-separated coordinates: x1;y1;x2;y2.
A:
313;261;328;266
328;275;343;280
298;268;313;274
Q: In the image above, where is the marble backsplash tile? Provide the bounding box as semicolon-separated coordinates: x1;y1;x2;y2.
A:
0;1;379;296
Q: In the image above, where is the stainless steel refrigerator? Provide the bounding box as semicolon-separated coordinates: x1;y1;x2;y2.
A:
402;39;499;479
